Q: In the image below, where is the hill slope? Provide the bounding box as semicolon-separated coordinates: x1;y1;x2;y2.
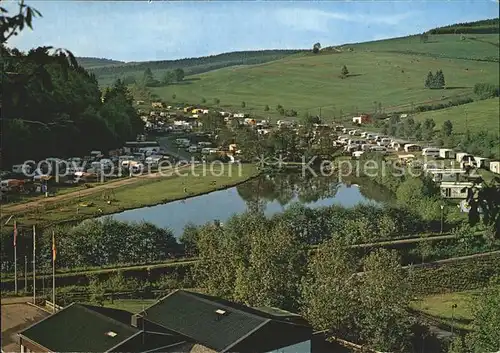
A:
150;50;498;120
327;18;499;62
90;50;306;86
343;33;499;62
413;98;499;134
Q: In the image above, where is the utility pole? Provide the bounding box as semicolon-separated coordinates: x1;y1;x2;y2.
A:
52;230;56;313
465;110;468;134
440;205;444;233
33;225;36;304
12;220;18;294
24;256;28;291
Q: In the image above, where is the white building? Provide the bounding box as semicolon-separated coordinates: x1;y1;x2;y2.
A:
440;181;480;199
490;161;500;174
439;149;455;159
426;168;467;183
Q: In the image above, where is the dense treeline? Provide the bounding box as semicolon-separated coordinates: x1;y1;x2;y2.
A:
459;131;500;160
90;50;305;82
0;218;180;272
428;18;500;34
192;211;499;352
1;46;144;166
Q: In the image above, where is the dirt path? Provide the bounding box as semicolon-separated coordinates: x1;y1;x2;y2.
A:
0;297;33;305
1;165;189;215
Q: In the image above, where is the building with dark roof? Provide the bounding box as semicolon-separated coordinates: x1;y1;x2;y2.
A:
18;290;313;353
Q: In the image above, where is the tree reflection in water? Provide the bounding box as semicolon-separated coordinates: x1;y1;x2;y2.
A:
236;173;341;210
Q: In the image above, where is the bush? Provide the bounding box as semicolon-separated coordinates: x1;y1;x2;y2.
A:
473;83;500;100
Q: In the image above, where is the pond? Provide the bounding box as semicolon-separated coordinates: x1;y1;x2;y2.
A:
105;173;392;237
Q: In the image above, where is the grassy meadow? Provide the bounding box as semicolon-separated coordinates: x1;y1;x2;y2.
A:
10;164;259;227
150;49;498;121
91;50;306;87
413;97;500;134
410;290;479;331
344;34;499;61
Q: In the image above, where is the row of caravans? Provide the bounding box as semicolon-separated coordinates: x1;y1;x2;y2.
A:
337;127;499;174
175;138;218;155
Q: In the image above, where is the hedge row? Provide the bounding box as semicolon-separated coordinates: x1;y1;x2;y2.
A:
415;97;474;113
0;261;194;292
428;27;499;35
408;252;500;295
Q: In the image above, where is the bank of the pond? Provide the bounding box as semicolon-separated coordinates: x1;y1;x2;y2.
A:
4;164;260;228
106;175;381;236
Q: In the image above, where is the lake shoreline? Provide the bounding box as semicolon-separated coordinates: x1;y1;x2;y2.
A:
39;168;262;229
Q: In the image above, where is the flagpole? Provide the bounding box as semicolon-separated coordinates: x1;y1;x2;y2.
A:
52;230;56;313
24;256;27;292
33;225;36;304
14;221;17;294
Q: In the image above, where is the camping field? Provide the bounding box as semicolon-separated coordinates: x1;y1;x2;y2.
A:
150;49;498;121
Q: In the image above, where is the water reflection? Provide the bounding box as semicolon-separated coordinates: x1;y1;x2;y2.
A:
107;173;386;237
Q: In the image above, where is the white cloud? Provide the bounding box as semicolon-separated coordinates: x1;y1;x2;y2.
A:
274;8;416;33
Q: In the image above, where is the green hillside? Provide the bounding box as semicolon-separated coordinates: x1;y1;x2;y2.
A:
91;50;306;86
343;33;499;62
76;57;125;69
150;50;498;120
427;18;499;35
413;98;500;134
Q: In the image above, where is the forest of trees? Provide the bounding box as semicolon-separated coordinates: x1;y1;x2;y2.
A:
1;45;144;166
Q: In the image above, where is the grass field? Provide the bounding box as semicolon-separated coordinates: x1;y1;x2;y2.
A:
11;163;259;227
150;50;498;121
92;50;305;87
345;34;499;62
410;290;478;331
413;98;500;134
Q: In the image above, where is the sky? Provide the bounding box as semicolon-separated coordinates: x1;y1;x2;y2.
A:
4;0;499;62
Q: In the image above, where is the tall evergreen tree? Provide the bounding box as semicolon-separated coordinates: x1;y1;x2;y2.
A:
341;65;349;78
142;68;155;86
435;69;445;88
424;71;434;88
442;120;453;137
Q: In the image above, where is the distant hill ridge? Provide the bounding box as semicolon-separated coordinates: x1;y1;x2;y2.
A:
427;18;499;34
77;49;305;73
76;57;125;68
79;18;498;85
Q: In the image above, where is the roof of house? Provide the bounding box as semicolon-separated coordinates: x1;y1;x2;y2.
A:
142;290;312;353
19;303;140;353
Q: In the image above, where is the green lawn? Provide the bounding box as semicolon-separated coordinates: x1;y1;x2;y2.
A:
13;164;259;226
410;290;478;331
151;50;498;121
413;98;499;134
